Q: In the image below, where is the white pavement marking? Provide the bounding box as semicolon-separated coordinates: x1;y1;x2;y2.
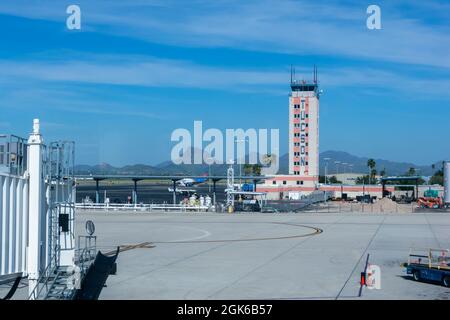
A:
334;214;387;299
168;225;212;242
205;216;345;299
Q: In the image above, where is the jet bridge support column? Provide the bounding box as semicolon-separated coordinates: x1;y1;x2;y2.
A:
212;179;219;205
27;119;44;299
172;180;177;205
95;179;100;204
415;180;419;200
132;179;140;205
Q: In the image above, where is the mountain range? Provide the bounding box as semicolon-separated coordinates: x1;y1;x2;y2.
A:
318;151;442;176
74;150;444;177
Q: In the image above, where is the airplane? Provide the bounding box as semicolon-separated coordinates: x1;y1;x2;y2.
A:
176;174;208;187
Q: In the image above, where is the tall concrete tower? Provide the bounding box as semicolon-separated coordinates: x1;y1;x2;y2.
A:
288;66;320;181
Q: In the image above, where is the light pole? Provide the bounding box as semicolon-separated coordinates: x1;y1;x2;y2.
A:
414;168;421;198
235;138;248;186
324;157;331;184
335;161;341;176
206;157;213;193
341;162;348;185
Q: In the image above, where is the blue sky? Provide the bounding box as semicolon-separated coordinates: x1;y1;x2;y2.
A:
0;0;449;166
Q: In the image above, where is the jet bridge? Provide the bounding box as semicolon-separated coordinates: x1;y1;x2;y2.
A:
0;119;82;300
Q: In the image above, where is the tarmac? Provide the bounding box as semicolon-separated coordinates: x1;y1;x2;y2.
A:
70;210;450;300
2;210;449;300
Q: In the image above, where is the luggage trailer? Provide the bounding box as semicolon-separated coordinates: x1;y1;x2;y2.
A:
403;248;450;287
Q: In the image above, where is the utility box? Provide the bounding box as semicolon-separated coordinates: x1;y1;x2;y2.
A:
60;249;75;267
59;213;70;232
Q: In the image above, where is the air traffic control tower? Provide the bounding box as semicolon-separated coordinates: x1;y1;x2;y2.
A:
258;67;321;200
289;66;320;179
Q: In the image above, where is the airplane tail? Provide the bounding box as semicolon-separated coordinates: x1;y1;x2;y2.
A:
196;173;208;183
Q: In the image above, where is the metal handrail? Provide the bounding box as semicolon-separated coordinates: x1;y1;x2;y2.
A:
76;235;97;271
28;245;60;300
30;237;97;300
0;134;27;176
407;248;450;268
75;202;211;212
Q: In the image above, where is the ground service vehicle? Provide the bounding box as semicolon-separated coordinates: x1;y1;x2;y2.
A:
417;197;443;209
403;248;450;287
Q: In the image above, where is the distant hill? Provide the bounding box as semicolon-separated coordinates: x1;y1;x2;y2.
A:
319;150;441;176
75;150;444;177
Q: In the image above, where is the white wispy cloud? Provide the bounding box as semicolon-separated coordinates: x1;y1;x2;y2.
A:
0;0;449;68
0;54;287;90
0;53;449;99
0;85;163;119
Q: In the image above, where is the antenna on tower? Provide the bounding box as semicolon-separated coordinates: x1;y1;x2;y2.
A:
290;64;293;84
313;65;317;84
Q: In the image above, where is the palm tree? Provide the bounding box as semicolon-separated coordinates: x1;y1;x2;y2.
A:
371;169;377;183
243;164;253;175
367;159;376;184
253;164;262;176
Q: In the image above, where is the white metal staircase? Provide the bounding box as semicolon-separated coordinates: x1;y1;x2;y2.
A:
29;265;77;300
44;267;77;300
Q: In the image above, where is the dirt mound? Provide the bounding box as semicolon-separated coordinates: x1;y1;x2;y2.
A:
373;197;412;213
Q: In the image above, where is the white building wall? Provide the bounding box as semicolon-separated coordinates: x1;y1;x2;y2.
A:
0;173;29;277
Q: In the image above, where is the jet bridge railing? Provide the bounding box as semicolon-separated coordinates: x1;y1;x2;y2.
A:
75;202;211;212
0;134;27;176
76;235;97;267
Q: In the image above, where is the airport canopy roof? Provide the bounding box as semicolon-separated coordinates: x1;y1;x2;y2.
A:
75;174;267;181
380;176;421;182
